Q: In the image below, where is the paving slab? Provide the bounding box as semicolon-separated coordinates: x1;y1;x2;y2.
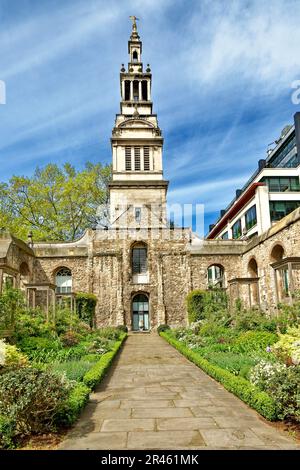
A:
60;333;300;450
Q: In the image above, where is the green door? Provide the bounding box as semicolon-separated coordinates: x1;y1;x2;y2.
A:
132;294;149;331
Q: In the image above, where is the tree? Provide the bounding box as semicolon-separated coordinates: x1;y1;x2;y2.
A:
0;162;111;241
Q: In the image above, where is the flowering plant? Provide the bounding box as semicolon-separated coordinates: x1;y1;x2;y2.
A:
272;326;300;365
249;360;286;391
0;339;28;371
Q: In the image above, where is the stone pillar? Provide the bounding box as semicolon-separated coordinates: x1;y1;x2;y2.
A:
130;81;133;101
147;80;151;101
116;254;125;325
288;262;294;304
138;81;142;101
0;268;3;294
121;80;125;100
156;254;166;326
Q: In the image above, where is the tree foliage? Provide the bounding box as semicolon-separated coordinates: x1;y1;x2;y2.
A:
0;162;111;241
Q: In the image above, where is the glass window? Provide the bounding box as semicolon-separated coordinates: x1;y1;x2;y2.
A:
232;219;242;239
245;205;257;231
132;247;147;274
268;135;297;168
135;208;141;223
262;176;300;192
221;232;228;240
270;201;300;222
56;268;72;294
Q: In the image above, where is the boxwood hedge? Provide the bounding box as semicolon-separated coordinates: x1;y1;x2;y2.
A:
83;333;127;389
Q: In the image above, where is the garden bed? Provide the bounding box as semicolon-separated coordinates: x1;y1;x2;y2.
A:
158;288;300;426
0;287;127;449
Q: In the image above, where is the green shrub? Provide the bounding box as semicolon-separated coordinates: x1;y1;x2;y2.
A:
0;414;15;449
83;334;126;389
18;336;61;354
49;359;98;382
95;327;122;341
234;308;281;332
160;331;278;421
76;292;97;327
186;289;229;324
157;324;170;333
200;350;257;378
29;343;88;364
86;337;111;354
233;331;278;353
199;322;232;338
116;325;128;333
57;382;90;425
0;287;25;335
0;368;72;441
60;330;81;347
186;290;208;323
13;309;57;341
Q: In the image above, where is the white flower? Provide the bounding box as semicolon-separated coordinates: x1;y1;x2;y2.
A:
0;339;7;366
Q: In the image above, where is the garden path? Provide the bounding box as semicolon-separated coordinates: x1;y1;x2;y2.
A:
60;334;300;450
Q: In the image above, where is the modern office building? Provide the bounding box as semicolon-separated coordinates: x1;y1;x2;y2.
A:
207;113;300;240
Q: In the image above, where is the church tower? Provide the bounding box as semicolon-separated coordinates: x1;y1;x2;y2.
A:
109;18;168;229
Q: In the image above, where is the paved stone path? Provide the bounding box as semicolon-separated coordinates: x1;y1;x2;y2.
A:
61;334;300;450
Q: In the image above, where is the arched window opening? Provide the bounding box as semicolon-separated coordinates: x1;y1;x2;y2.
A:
55;267;72;294
142;80;148;100
207;264;225;288
132;50;138;61
247;258;259;306
270;244;284;263
248;258;258;278
271;245;288;300
132;293;149;331
132;243;148;284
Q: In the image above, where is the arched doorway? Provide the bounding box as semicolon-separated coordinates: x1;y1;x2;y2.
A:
132;293;149;331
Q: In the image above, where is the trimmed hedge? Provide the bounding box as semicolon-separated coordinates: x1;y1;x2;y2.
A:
57;382;90;425
160;331;278;421
83;333;127;389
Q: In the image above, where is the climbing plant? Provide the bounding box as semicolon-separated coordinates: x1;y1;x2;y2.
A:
76;292;97;327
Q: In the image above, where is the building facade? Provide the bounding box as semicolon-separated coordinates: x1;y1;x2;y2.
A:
207;115;300;241
1;21;300;331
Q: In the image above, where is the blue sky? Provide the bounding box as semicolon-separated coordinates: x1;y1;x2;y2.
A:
1;0;300;234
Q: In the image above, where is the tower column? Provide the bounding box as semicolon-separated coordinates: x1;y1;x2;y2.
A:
130;81;133;101
138;81;142;101
121;81;125;100
147;80;151;101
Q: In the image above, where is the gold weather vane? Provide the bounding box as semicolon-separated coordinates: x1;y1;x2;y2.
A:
129;16;139;31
